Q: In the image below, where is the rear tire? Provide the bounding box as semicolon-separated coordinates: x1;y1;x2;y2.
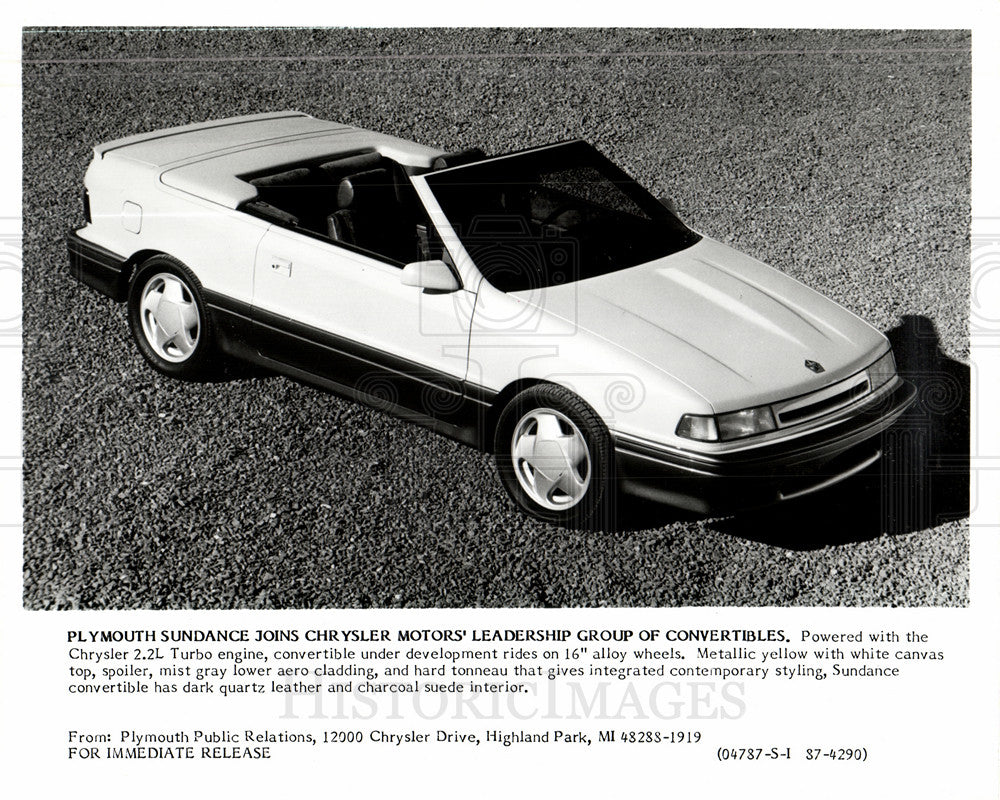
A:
494;384;616;528
127;255;215;379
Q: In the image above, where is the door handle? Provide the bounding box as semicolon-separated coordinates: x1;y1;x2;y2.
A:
270;257;292;277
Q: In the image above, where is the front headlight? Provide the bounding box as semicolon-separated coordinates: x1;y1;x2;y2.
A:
717;406;778;440
866;349;897;391
676;405;777;442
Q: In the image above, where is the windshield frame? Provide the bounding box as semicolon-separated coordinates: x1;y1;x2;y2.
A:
415;140;701;293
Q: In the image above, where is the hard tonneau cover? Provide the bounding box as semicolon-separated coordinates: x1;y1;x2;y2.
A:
93;111;446;209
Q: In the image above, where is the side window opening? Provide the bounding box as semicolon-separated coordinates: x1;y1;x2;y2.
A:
326;167;420;264
239;152;428;266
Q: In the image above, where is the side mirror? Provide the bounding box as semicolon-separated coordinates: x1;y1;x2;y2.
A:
400;260;460;292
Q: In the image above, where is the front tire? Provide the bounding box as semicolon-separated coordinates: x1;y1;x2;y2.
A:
494;384;616;528
127;255;214;378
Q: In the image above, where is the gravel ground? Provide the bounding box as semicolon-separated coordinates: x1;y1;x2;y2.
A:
21;28;970;609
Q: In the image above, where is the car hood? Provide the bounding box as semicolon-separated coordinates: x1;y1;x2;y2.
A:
516;237;888;412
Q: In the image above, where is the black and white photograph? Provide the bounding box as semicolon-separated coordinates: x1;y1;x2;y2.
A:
5;11;999;800
23;27;970;609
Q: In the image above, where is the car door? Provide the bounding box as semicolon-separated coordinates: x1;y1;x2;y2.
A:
250;227;476;430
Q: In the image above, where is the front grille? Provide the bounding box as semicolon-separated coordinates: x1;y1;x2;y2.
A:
776;379;869;426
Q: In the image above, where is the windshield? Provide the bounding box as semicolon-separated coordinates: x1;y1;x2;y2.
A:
423;140;701;292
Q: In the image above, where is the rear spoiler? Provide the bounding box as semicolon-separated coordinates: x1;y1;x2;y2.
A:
93;111;312;158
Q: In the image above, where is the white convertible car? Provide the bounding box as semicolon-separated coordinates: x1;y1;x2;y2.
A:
67;111;916;525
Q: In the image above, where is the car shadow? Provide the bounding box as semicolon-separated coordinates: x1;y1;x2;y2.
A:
190;357;273;384
612;315;970;549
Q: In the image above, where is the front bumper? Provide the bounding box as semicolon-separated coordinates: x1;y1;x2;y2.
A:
613;378;918;514
67;228;129;301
